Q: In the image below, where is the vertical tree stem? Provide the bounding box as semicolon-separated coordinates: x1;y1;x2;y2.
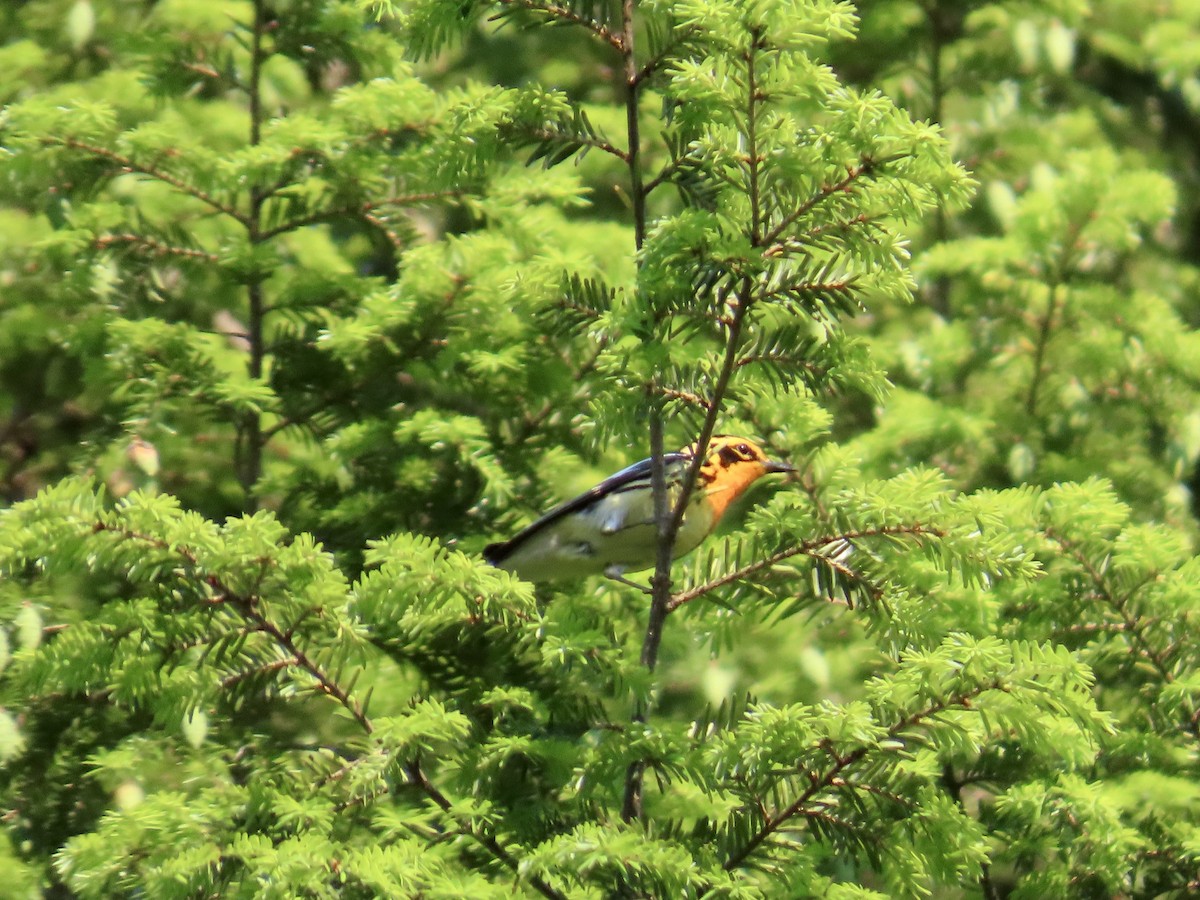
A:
622;0;646;251
1025;283;1063;417
925;0;952;316
623;28;765;823
618;0;655;823
240;0;267;509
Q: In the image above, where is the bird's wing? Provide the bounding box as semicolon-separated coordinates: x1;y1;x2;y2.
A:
484;452;689;565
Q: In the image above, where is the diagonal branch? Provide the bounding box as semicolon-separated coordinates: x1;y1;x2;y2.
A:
93;232;220;263
631;25;698;88
761;156;892;248
46;137;250;226
402;759;567;899
89;521;564;899
1045;527;1176;685
94;521;373;730
668;524;943;612
256;190;465;242
494;0;624;50
520;126;630;162
723;682;1001;871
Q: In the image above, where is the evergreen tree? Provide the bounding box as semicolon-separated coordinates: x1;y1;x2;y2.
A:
1;0;1197;896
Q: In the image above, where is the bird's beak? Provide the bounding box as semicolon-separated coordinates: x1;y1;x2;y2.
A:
764;460;795;474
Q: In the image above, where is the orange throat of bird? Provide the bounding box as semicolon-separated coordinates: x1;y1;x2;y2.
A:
696;462;770;525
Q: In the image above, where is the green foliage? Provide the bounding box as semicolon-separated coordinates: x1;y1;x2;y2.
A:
2;0;1200;897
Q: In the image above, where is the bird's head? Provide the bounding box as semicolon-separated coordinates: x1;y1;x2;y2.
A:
683;434;794;521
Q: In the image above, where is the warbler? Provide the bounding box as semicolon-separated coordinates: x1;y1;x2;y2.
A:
484;435;793;582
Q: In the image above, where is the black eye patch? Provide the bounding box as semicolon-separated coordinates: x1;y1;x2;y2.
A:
717;445;741;467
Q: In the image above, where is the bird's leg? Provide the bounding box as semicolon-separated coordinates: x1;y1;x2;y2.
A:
603;566;652;594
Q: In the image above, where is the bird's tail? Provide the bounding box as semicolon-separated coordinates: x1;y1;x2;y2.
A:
482;541;509;567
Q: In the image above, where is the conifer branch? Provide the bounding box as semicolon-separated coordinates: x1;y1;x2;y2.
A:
256;191;464;242
235;595;373;730
668;524;943;611
634;287;751;800
620;0;660;823
322;754;566;898
93;232;220;263
522;126;630;161
762;156;890;247
657;387;712;410
735;351;825;377
631;26;697;87
755;278;855;307
649;28;773;628
944;764;1004;899
795;466;834;522
91;521;373;730
326;755;564;898
517;340;608;439
661;292;753;552
90;521;562;897
796;213;874;243
219;656;298;689
45;137;249;225
1026;212;1086;416
402;760;568;900
643;157;685;196
1045;527;1178;686
723;683;1002;871
361;210;408;252
495;0;624;50
746;28;766;246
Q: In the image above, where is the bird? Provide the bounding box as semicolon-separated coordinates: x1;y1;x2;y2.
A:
483;435;794;583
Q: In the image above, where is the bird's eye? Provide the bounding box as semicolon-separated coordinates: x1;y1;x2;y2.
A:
736;443;751;457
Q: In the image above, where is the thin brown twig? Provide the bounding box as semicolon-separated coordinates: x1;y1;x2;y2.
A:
1045;527;1173;683
643;156;687;196
736;352;825;378
618;0;655;823
46;137;249;225
631;25;699;88
361;210;408;252
255;190;464;242
494;0;625;50
220;656;298;689
756;279;854;306
1024;285;1065;417
658;387;712;410
723;683;1000;871
520;127;630;162
762;157;891;248
401;759;566;899
668;524;942;612
93;232;220;263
